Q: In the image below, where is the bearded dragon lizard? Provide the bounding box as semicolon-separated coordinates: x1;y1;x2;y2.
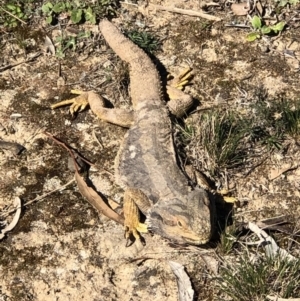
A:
51;20;214;245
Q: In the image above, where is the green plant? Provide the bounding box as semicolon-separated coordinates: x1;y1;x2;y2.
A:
251;98;300;142
197;111;249;175
175;122;195;146
55;31;90;58
42;0;119;25
218;224;238;255
42;1;96;24
276;0;300;7
246;16;285;42
127;30;160;53
91;0;119;18
218;253;300;301
0;2;29;27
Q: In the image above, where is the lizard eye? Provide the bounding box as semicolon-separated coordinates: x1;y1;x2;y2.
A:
177;219;187;228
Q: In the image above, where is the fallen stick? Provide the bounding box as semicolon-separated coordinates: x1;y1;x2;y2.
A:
146;4;222;21
121;2;221;21
0;52;41;72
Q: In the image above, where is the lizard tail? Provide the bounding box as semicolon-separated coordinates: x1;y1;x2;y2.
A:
99;20;162;108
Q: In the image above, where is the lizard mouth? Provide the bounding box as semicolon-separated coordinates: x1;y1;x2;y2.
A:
179;230;212;245
183;236;210;245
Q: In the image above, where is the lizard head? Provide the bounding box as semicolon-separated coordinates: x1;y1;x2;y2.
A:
147;188;214;245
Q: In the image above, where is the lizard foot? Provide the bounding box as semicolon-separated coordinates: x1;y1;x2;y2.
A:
123;188;149;246
51;90;89;116
169;67;193;90
166;67;194;117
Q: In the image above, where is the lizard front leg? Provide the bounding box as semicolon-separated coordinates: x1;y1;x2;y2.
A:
123;187;150;244
51;90;134;128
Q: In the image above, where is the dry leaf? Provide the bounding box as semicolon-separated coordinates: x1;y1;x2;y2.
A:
0;197;22;240
256;0;263;16
44;35;55;55
0;140;25;155
57;76;66;88
248;222;296;262
169;261;194;301
75;171;124;225
231;3;250;15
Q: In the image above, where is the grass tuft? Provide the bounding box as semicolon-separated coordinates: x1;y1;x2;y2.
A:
127;30;160;54
184;97;300;177
217;252;300;301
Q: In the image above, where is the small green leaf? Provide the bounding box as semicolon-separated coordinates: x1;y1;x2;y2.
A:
64;37;76;51
71;9;82;23
77;31;91;39
6;4;16;10
251;16;262;29
53;3;65;13
65;2;72;9
42;3;53;13
6;4;18;12
74;0;81;7
278;0;288;6
270;21;285;33
46;15;53;24
246;32;260;42
55;36;63;43
56;49;65;59
84;7;96;24
261;26;271;34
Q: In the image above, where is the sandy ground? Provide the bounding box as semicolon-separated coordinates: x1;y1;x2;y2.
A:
0;0;300;300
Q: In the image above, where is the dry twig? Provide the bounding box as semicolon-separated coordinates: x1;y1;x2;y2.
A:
120;2;221;21
0;179;75;218
0;52;41;72
44;131;94;172
146;4;221;21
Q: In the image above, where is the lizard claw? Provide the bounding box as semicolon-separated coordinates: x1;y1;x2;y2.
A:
125;222;148;247
124;221;148;246
169;67;193;91
51;90;89;116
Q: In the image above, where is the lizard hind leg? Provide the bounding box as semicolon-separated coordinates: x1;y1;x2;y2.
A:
166;67;194;118
123;188;150;245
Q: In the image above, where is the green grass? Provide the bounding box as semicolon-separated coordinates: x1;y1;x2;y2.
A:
217;224;239;255
184;97;300;177
191;110;250;176
217;252;300;301
127;30;160;54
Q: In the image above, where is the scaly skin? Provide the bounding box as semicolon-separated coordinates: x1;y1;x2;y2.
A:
52;20;214;245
